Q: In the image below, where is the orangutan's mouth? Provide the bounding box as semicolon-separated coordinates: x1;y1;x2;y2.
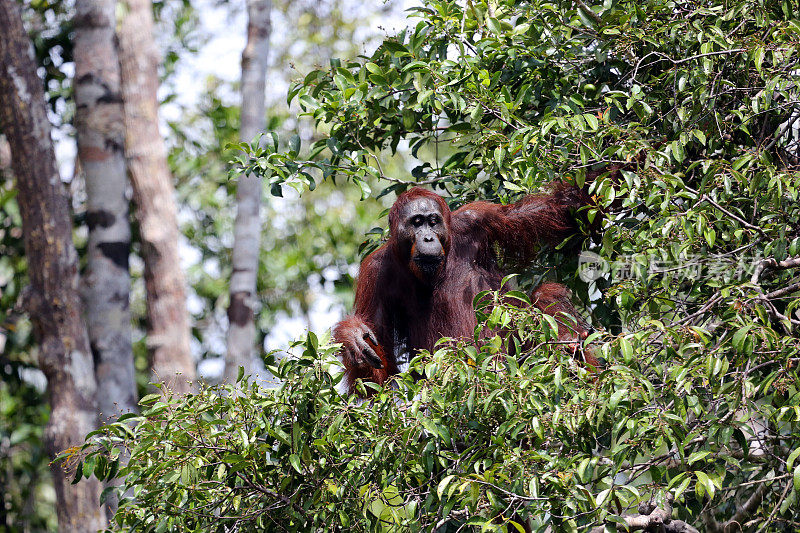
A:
413;255;444;278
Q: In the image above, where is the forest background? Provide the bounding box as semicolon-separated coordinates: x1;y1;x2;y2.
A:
2;0;800;531
1;0;408;528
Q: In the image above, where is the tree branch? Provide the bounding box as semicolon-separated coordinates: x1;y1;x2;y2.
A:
680;185;767;237
764;280;800;300
700;195;768;236
725;483;768;531
764;111;800;151
589;493;699;533
750;256;800;333
751;256;800;284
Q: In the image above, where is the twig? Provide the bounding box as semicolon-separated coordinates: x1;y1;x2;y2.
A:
674;49;747;65
516;339;584;364
631;49;745;85
699;194;768;236
750;256;800;333
701;505;722;533
357;139;446;186
680;185;766;236
675;292;723;326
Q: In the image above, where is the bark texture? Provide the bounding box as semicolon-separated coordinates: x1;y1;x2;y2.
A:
0;1;104;530
589;494;699;533
224;0;272;382
74;0;137;419
117;0;196;394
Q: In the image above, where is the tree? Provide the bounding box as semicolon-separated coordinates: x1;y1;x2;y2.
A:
118;0;196;394
224;0;272;383
80;0;799;530
0;135;58;533
73;0;137;419
0;0;104;530
167;0;393;370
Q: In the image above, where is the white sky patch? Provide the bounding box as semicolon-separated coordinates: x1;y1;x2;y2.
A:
160;0;245;122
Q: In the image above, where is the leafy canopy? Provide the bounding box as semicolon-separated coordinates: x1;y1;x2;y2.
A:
75;0;799;531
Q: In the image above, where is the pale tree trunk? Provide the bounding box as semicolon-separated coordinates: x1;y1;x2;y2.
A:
224;0;272;383
0;134;10;170
0;1;105;530
74;0;137;420
117;0;196;394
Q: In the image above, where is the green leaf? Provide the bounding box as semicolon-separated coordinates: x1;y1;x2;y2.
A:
695;471;716;499
753;46;765;73
354;178;371;199
494;146;504;168
787;446;800;471
139;393;161;406
383;40;409;54
794;463;800;494
687;450;711;465
365;62;383;75
437;475;455;499
289;454;302;474
620;337;633;361
732;325;753;354
543;315;559;339
486;17;501;35
609;388;628;411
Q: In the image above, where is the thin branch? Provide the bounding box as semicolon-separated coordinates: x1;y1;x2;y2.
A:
765;112;800;151
701;505;722;533
680;185;766;236
675;292;723;326
754;479;792;533
750;256;800;333
764;279;800;300
751;256;800;284
700;194;768;236
724;483;768;531
631;49;745;84
673;49;747;65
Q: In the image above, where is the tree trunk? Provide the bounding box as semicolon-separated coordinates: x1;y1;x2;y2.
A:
74;0;137;420
224;0;272;382
0;134;10;171
0;1;105;530
117;0;196;394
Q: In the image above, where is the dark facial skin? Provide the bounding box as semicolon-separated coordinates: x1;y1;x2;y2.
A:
397;197;448;283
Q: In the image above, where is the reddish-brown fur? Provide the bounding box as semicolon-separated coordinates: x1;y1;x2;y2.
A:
334;182;595;392
332;316;396;388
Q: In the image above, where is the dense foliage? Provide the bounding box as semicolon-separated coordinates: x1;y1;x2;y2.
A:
75;0;799;530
